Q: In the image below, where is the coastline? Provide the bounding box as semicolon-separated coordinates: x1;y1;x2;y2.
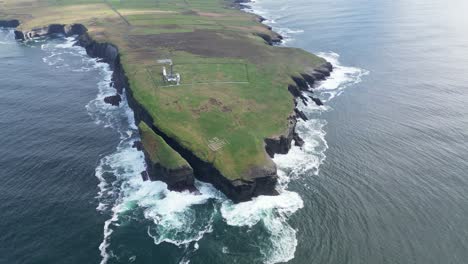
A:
0;3;332;202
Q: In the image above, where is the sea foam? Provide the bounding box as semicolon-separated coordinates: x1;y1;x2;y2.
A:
39;34;367;264
0;29;15;45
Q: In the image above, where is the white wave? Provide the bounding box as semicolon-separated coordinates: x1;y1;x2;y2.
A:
99;204;119;264
315;52;370;101
85;62;119;129
221;191;302;228
220;163;305;264
0;29;15;45
0;28;16;45
277;28;305;35
142;181;220;246
276;119;328;177
220;175;304;264
275;52;368;177
42;51;65;66
54;36;77;49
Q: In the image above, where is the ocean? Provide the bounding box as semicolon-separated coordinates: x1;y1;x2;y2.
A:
1;0;468;263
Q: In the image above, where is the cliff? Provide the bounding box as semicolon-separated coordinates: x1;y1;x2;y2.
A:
0;0;331;202
0;19;19;28
139;122;194;191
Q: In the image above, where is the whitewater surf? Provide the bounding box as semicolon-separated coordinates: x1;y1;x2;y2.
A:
35;27;367;264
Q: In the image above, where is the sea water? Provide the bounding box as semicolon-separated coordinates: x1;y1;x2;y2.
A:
1;0;468;263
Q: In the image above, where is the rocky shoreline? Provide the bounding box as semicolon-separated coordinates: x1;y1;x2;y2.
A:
230;0;333;156
1;18;332;202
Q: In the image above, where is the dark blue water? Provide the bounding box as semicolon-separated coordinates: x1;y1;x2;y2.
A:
0;32;112;263
2;0;468;263
247;0;468;263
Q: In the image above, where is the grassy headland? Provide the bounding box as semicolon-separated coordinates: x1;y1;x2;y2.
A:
1;0;327;190
139;121;189;170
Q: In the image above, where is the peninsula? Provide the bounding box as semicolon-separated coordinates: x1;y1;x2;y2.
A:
0;0;332;202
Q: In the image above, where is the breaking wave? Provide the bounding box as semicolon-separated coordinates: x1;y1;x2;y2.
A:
315;52;370;101
220;180;304;264
0;28;15;44
276;52;369;179
38;35;367;264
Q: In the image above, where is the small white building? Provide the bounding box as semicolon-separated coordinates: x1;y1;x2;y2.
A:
158;59;180;85
163;66;180;84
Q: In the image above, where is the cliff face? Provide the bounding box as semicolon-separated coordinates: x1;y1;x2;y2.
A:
138;123;195;191
5;22;332;203
0;20;20;28
142;158;194;191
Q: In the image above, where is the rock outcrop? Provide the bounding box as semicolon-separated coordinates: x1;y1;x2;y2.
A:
0;19;20;28
255;32;283;45
139;123;195;191
143;159;195;192
265;61;333;158
104;94;122;106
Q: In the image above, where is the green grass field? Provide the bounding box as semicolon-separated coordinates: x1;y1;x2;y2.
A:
1;0;326;181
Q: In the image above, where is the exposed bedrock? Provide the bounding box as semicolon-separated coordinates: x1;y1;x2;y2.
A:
295;108;308;121
14;23;67;40
132;140;143;151
144;154;195;191
11;23;87;41
138;130;195;192
265;114;296;157
10;22;332;202
104;94;122;106
255;32;283;46
311;97;324;106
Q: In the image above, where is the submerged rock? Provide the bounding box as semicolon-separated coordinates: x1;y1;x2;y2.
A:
104;94;121;106
141;171;149;181
132;141;143;151
310;97;324;106
293;132;305;147
295;109;308;121
265;115;297;157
